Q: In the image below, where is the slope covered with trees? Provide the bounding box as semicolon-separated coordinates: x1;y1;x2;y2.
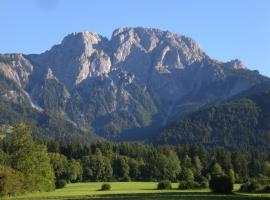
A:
0;71;98;143
151;84;270;150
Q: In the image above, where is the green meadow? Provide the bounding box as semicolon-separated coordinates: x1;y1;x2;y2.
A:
4;182;270;200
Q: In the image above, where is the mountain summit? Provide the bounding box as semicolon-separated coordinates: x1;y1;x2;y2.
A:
0;27;268;141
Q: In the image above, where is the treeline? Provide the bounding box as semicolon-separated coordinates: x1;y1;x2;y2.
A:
44;137;270;185
1;123;270;196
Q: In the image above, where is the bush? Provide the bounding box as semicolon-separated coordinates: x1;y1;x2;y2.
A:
55;179;67;189
157;181;172;190
178;181;200;189
209;176;233;194
122;175;131;182
178;180;208;190
200;181;209;189
101;183;111;191
239;180;264;193
261;185;270;193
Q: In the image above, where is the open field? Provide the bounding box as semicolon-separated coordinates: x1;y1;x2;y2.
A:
4;182;270;200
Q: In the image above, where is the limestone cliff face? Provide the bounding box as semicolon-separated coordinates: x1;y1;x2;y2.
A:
0;54;33;87
27;31;111;88
0;27;267;140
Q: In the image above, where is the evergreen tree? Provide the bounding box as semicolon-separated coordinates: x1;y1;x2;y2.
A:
231;151;248;182
113;157;130;181
180;168;194;181
211;163;224;177
128;158;141;180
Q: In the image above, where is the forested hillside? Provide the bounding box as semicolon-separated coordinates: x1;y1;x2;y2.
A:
0;71;97;143
151;84;270;150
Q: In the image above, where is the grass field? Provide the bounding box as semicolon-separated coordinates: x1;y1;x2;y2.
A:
4;182;270;200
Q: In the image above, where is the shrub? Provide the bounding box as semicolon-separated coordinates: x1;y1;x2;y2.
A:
122;175;131;182
178;180;208;190
200;181;209;189
239;180;264;192
55;179;67;189
209;176;233;194
261;185;270;193
157;181;172;190
178;181;200;189
101;183;111;191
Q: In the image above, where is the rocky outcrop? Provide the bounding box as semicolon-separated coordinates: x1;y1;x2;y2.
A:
0;27;268;140
0;54;33;87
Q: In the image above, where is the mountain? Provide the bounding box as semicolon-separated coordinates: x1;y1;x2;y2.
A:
0;27;268;141
151;81;270;150
0;57;97;143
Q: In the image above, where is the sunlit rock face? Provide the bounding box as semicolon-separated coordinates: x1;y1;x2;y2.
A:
27;31;112;88
0;54;33;87
0;27;267;140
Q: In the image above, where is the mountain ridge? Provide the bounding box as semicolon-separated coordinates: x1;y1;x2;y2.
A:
0;27;268;141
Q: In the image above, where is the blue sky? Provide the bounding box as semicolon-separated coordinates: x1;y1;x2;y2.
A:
1;0;269;76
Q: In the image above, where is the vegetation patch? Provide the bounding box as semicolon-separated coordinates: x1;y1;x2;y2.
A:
100;183;111;191
178;181;207;190
55;179;67;189
157;181;172;190
209;176;233;194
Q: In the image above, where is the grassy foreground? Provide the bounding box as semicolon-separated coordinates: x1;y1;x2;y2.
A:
4;182;270;200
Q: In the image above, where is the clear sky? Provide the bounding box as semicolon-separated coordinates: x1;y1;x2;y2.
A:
1;0;269;76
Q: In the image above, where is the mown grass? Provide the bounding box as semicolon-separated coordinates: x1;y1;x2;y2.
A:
3;182;270;200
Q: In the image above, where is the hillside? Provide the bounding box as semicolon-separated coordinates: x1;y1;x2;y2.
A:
151;82;270;150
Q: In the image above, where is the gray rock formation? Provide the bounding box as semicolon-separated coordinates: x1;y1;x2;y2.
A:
0;27;268;140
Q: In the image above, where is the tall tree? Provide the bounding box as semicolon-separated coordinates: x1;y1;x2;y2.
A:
0;165;24;196
82;149;112;181
231;151;248;182
49;153;68;181
6;123;55;191
211;163;224;177
113;156;130;181
66;159;83;182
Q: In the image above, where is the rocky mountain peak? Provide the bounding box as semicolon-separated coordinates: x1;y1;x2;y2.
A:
30;27;207;87
60;31;106;54
29;30;111;88
111;27;206;71
224;59;246;70
0;27;267;141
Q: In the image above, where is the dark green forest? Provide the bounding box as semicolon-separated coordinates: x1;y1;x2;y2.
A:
1;123;270;196
152;86;270;150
